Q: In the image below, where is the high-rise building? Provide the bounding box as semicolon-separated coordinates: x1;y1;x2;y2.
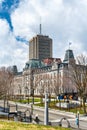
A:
29;34;52;60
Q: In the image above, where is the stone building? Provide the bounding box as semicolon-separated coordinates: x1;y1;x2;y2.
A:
11;24;78;98
13;49;77;98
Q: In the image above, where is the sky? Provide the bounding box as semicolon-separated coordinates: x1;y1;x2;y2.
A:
0;0;87;71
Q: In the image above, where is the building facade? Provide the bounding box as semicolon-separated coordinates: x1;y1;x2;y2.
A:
13;49;77;99
29;35;52;60
11;27;79;99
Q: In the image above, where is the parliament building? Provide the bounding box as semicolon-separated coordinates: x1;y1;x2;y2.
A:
13;33;77;99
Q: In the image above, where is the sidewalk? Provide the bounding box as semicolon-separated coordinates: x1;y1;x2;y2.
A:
1;100;87;130
8;101;87;120
33;105;76;118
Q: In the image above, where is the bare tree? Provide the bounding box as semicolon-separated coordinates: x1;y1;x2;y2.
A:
38;80;45;104
0;67;14;111
53;73;60;97
34;73;46;104
30;69;45;104
71;54;87;113
0;67;14;100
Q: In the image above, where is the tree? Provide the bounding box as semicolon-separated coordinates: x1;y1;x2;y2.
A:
71;54;87;113
0;67;14;111
0;67;14;100
38;80;45;104
52;74;59;100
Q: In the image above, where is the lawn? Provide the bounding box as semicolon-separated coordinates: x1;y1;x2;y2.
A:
13;97;41;104
0;120;71;130
35;101;85;114
13;97;85;114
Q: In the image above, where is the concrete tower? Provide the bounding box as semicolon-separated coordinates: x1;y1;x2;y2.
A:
29;24;52;60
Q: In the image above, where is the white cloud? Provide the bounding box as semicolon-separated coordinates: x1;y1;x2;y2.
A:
11;0;87;61
0;0;87;71
0;19;28;71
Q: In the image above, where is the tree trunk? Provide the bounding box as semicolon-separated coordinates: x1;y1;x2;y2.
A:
49;94;51;107
83;98;86;114
40;95;43;104
80;98;82;110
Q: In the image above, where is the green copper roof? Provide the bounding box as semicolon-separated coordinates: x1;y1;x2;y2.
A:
63;49;74;63
25;59;45;69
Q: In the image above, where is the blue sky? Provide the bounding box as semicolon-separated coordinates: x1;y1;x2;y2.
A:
0;0;87;71
0;0;19;31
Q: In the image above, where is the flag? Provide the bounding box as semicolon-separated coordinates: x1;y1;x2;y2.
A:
69;42;72;45
69;42;72;49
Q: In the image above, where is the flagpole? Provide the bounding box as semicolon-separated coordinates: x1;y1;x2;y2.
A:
69;42;72;50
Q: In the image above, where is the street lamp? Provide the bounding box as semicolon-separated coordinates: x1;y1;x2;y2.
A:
3;95;6;112
25;87;30;104
44;92;49;125
76;111;79;128
30;70;34;104
19;85;21;102
77;111;79;128
30;88;34;104
28;88;29;104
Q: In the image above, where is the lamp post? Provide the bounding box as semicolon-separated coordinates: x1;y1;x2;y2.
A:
28;88;29;104
32;89;34;104
19;85;21;102
44;92;49;125
25;86;30;104
30;70;34;104
3;95;6;112
77;111;79;128
76;111;79;128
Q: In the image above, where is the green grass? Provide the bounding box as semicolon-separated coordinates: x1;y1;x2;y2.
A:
13;97;41;104
67;107;84;114
0;120;71;130
35;101;85;114
12;98;85;114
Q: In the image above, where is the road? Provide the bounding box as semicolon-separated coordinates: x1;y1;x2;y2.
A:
0;100;87;129
33;107;87;129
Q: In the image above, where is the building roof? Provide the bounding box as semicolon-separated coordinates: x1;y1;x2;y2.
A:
63;49;75;63
24;59;45;69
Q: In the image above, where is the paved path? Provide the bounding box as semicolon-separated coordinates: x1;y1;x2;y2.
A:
0;100;87;130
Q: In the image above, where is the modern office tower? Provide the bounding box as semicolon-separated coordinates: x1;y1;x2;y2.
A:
29;34;52;60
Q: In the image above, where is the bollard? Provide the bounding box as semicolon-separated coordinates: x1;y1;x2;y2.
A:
29;115;32;122
14;114;18;121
